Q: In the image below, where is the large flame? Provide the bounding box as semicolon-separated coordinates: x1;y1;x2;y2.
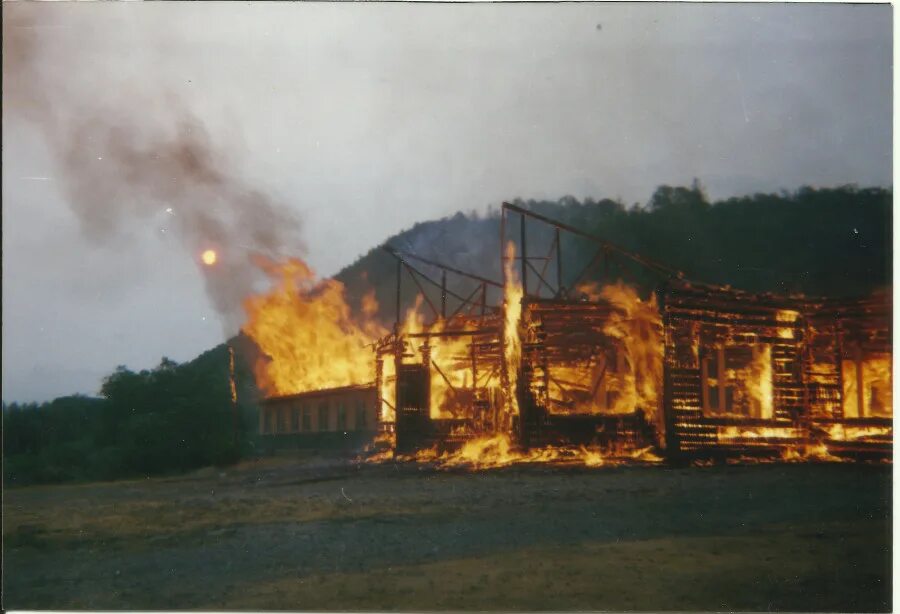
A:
575;281;664;422
427;321;480;419
503;241;523;423
241;257;387;396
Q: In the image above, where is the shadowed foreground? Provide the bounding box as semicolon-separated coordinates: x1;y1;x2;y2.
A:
3;459;891;611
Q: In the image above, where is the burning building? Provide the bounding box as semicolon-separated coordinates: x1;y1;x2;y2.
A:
243;203;892;465
517;289;663;453
660;282;892;461
258;384;378;453
803;291;892;458
374;248;507;456
242;256;387;454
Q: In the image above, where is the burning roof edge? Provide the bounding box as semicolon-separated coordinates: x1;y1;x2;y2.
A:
662;279;892;313
260;383;376;405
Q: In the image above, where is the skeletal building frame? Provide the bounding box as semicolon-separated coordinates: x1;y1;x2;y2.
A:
369;203;891;460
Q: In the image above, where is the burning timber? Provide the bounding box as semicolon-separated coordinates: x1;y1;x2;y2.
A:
518;290;664;454
250;203;892;465
661;283;891;461
376;311;506;456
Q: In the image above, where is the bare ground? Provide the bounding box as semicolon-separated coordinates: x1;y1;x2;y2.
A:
2;457;891;611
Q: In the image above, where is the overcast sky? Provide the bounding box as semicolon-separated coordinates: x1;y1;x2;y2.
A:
2;2;892;403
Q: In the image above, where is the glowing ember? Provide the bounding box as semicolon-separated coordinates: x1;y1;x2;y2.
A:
201;249;217;266
379;433;664;470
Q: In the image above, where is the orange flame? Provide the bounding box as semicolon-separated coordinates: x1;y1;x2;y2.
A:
391;432;663;470
503;241;523;423
394;295;499;420
241;257;386;396
576;281;663;423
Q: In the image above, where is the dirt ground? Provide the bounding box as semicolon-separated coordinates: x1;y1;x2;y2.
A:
3;457;892;611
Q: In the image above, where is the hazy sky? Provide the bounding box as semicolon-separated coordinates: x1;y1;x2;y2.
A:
2;2;892;403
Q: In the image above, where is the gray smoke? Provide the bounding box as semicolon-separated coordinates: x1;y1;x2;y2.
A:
3;4;304;332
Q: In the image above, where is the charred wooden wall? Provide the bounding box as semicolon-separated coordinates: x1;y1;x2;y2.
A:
660;284;805;457
379;314;505;455
804;291;892;457
661;283;892;459
518;298;657;451
376;280;890;461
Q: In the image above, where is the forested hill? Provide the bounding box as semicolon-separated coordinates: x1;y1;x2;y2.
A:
335;184;891;324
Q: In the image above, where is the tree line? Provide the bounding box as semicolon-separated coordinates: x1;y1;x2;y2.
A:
4;339;261;485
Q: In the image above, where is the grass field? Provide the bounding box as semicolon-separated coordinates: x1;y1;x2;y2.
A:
3;457;891;611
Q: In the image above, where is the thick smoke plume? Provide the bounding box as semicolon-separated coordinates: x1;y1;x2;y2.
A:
4;4;304;331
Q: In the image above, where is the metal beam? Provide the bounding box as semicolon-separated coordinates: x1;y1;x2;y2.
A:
395;257;402;330
441;271;447;319
383;247;501;315
535;232;557;298
555;228;563;295
520;212;528;296
502;202;681;280
403;262;441;319
525;258;557;297
384;245;502;288
448;283;483;320
569;246;606;290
